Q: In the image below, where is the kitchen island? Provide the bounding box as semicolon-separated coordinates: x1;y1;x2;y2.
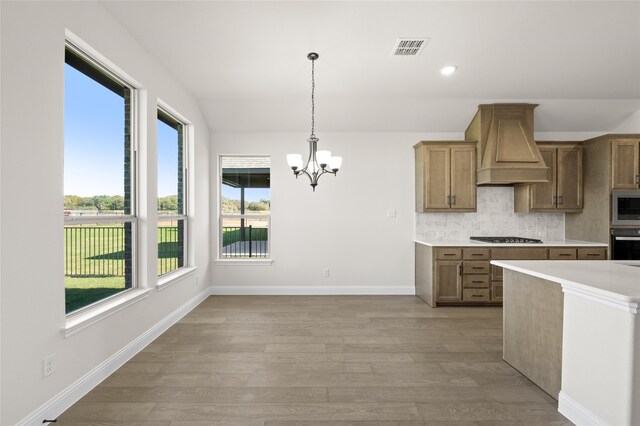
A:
494;260;640;426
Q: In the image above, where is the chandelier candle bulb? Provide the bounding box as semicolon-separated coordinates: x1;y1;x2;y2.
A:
287;154;303;171
329;156;342;172
316;150;331;167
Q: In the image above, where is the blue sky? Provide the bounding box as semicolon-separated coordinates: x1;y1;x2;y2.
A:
64;64;178;197
65;62;269;202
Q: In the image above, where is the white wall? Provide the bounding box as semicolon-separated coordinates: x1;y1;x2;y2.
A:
0;2;210;424
211;132;460;293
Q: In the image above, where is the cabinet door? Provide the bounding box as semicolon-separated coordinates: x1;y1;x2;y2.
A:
424;146;451;210
529;147;557;210
435;261;461;303
450;146;476;210
557;146;583;210
612;140;640;189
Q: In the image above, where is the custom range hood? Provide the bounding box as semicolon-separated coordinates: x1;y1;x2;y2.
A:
465;103;549;185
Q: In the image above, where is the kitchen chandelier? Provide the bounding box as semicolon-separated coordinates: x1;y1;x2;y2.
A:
286;52;342;191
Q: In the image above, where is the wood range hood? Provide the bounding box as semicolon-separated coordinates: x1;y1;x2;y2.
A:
465;103;549;185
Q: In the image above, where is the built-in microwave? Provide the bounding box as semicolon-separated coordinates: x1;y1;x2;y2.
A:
612;190;640;226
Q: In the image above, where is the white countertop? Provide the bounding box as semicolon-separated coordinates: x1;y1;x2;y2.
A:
492;260;640;310
414;239;608;247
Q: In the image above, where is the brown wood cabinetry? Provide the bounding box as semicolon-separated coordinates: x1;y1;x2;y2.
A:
435;261;462;303
414;141;476;212
514;143;582;213
612;139;640;189
415;244;607;307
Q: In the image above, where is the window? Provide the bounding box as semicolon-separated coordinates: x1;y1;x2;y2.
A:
220;156;271;259
64;43;137;314
157;108;188;276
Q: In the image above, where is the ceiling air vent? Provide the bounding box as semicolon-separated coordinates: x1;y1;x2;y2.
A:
391;38;429;56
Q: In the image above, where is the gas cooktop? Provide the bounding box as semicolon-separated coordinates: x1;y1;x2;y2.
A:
470;236;543;244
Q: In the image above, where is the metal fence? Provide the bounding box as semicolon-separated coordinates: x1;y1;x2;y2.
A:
64;226;126;277
64;225;182;277
222;226;269;258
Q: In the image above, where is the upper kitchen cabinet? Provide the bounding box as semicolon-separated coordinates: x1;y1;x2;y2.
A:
415;141;476;212
612;138;640;189
514;142;583;213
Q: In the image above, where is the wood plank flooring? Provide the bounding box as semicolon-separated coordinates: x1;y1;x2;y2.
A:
57;296;571;425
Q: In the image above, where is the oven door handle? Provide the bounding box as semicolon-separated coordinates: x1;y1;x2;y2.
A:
614;237;640;241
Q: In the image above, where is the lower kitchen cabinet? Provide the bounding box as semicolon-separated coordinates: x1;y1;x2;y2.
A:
435;261;462;303
415;244;608;307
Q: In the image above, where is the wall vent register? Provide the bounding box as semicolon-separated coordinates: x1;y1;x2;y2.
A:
470;236;543;244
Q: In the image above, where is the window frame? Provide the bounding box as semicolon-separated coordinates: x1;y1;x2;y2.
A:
63;41;139;317
217;154;272;262
156;105;189;278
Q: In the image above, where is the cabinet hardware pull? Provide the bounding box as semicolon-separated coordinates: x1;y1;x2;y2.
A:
451;195;456;205
587;253;599;256
559;253;571;256
472;281;483;283
553;195;557;206
444;253;455;256
472;253;483;256
558;195;564;205
447;195;451;206
471;294;483;298
636;175;640;185
472;267;484;269
457;264;462;276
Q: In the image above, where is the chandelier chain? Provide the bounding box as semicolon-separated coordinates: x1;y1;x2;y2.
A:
310;57;315;138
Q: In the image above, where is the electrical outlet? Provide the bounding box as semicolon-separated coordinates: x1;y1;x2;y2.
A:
43;354;56;378
322;268;330;277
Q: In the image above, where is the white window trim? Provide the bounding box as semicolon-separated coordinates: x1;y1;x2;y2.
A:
156;102;191;278
64;39;140;317
157;266;198;291
63;288;151;338
217;154;272;262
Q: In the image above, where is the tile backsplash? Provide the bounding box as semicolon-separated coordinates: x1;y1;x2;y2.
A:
415;186;564;241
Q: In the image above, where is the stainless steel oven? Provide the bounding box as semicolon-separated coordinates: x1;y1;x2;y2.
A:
611;228;640;260
612;190;640;226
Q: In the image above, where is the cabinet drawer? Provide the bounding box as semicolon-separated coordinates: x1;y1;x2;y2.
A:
435;248;462;260
463;261;490;274
463;248;490;260
549;248;577;260
463;288;490;302
578;248;607;260
491;282;503;302
491;248;548;260
463;275;489;288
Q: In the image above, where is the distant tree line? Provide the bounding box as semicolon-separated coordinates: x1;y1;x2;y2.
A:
221;196;270;213
65;195;179;212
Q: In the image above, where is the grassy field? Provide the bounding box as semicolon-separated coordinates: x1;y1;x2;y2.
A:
65;225;267;313
64;225;181;313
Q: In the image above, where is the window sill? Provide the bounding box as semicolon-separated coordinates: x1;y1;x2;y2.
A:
214;259;273;266
64;288;151;338
157;266;197;292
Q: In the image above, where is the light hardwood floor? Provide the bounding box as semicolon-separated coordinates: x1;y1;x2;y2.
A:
57;296;571;425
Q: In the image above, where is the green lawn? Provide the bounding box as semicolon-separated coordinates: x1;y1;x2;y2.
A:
64;225;181;313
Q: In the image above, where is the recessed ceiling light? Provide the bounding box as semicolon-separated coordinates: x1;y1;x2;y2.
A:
440;65;457;76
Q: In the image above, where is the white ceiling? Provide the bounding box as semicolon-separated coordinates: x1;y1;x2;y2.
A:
102;1;640;133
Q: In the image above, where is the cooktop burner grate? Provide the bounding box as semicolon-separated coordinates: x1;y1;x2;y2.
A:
470;236;543;244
